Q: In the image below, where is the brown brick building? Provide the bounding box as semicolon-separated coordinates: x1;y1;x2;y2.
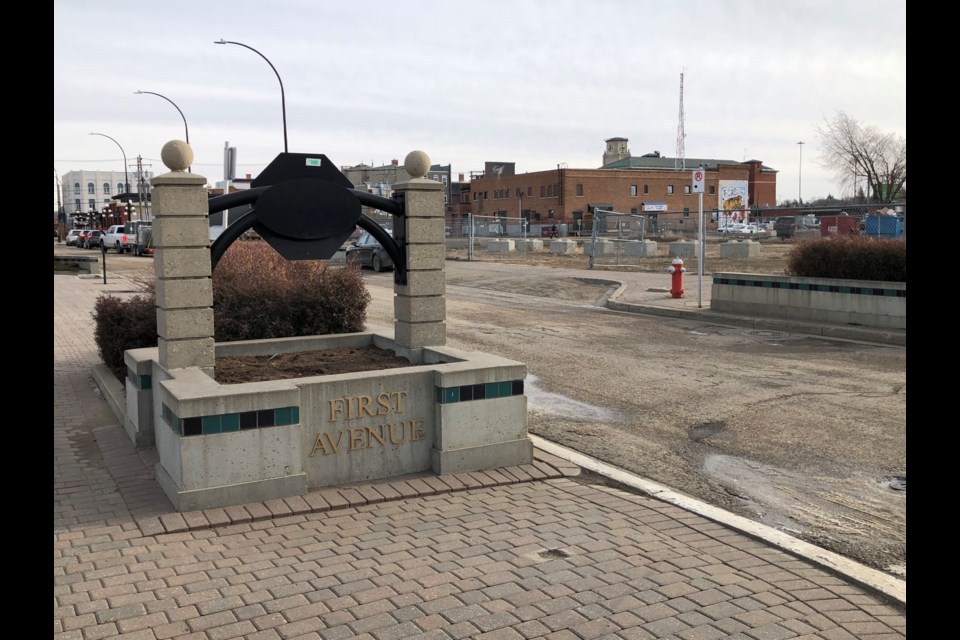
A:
451;138;778;234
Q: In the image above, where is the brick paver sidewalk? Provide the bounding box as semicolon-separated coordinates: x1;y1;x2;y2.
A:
54;272;906;639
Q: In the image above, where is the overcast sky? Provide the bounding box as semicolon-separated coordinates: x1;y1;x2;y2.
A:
54;0;905;209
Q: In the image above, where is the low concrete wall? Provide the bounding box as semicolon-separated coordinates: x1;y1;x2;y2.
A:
125;332;532;511
711;273;906;330
54;254;101;274
518;239;544;251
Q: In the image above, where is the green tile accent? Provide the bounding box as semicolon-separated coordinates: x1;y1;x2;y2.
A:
201;415;222;435
436;387;444;403
498;381;512;397
485;382;500;399
139;374;152;390
275;407;298;426
221;413;240;432
443;387;460;404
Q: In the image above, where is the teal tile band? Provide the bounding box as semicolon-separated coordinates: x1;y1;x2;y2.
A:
712;275;905;298
437;380;525;404
162;404;300;437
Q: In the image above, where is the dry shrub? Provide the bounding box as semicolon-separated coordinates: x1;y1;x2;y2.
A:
92;240;371;380
212;241;370;341
786;236;906;282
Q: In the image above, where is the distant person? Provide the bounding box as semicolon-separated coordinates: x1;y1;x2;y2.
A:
550;224;558;238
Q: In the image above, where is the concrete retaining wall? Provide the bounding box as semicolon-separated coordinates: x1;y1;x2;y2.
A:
126;332;532;511
711;273;906;330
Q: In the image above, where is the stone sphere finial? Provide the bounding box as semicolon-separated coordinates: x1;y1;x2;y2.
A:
161;140;194;172
404;150;431;178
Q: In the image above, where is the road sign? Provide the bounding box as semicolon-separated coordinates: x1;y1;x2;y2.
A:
692;169;705;193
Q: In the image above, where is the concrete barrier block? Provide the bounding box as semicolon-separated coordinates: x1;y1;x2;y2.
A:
486;239;515;252
668;240;697;258
720;240;761;258
623;240;658;257
549;240;578;255
519;239;544;251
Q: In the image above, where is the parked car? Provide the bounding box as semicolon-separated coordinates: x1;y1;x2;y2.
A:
65;229;83;246
76;229;91;247
83;229;104;249
773;216;798;238
345;229;394;272
718;222;746;234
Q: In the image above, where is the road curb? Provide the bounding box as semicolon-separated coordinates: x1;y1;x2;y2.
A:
529;434;906;609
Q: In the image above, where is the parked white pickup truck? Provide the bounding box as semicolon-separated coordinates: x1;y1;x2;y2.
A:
101;223;137;253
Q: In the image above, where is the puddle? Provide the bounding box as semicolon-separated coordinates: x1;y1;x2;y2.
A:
525;374;622;422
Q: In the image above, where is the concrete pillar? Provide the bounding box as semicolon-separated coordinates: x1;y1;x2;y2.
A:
151;141;216;377
392;151;446;355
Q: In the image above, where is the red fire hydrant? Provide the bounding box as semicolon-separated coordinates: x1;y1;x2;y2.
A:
667;257;685;298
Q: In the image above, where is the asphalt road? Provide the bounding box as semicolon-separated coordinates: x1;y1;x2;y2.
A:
58;244;906;579
357;263;906;580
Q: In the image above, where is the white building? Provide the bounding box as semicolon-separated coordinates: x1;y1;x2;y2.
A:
61;168;154;225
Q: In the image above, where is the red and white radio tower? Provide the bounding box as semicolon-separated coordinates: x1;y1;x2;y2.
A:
675;70;686;171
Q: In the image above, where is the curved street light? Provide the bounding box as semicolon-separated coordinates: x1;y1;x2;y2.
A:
214;39;288;152
89;132;132;219
135;90;191;172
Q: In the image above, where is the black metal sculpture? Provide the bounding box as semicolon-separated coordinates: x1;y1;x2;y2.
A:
207;152;407;284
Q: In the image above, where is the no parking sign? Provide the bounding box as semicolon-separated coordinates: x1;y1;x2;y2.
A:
692;168;705;193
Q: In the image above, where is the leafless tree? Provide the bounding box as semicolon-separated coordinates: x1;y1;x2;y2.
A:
815;111;905;203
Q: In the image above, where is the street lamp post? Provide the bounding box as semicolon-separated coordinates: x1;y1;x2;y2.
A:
214;39;288;152
89;132;132;217
135;90;191;172
797;140;804;205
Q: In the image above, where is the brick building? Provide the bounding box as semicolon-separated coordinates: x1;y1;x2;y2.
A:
453;138;778;234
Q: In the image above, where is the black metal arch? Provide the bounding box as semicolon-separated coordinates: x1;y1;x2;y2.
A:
207;187;406;283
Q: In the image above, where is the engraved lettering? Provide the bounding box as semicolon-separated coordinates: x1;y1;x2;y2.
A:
376;393;392;415
366;425;385;447
326;431;345;454
358;395;376;418
411;419;425;441
388;422;406;445
349;428;366;451
329;398;345;422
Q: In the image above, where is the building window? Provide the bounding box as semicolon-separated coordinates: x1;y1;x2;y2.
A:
87;182;95;194
684;185;691;195
103;182;111;195
631;208;638;214
548;210;554;219
74;182;81;195
118;182;125;194
444;194;448;204
643;184;649;194
630;185;637;197
547;185;553;197
667;185;674;195
540;186;545;197
683;208;690;217
88;199;96;210
516;188;522;197
709;186;716;195
442;175;448;185
576;184;583;196
527;186;532;196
